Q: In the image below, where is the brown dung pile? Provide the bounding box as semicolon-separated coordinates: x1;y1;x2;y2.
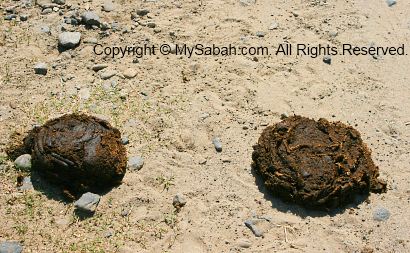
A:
8;114;127;198
252;115;386;210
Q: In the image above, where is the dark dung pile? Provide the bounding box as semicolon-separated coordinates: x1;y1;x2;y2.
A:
252;115;386;210
8;114;127;198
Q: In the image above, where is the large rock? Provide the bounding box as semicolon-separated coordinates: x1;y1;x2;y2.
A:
252;115;387;210
58;32;81;49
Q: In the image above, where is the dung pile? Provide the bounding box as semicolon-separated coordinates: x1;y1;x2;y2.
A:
8;114;127;198
252;115;386;210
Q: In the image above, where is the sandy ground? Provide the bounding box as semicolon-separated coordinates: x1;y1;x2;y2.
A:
0;0;409;252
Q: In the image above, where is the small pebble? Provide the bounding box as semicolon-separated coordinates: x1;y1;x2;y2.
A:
212;137;223;152
386;0;396;7
121;136;129;145
34;63;48;75
41;8;53;15
172;193;187;209
373;207;390;221
92;64;108;72
14;154;31;170
256;31;265;37
268;21;279;30
18;177;33;191
4;14;17;20
236;238;251;248
0;241;23;253
123;68;137;79
74;192;101;213
323;55;331;64
136;9;149;16
100;70;117;80
102;1;115;12
20;14;29;21
128;156;144;171
245;219;264;237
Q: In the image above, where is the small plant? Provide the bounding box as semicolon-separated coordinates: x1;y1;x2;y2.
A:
156;174;175;192
163;211;177;228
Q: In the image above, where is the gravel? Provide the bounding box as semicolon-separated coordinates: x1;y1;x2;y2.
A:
373;207;391;221
212;137;223;152
34;62;48;75
121;136;129;145
20;14;29;21
0;241;23;253
128;156;144;171
74;192;101;213
14;154;32;170
256;31;265;37
58;32;81;49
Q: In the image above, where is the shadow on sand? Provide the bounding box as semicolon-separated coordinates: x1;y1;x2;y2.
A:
251;167;369;218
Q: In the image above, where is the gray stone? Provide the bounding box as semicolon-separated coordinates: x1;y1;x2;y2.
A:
212;137;222;152
268;21;279;30
34;62;48;75
4;14;17;20
20;14;29;21
58;32;81;48
18;177;33;191
52;0;65;5
323;55;331;64
172;193;187;209
146;22;156;28
92;64;108;72
39;25;50;34
102;1;115;12
74;192;101;213
136;9;149;16
121;136;129;145
128;156;144;171
256;31;265;37
244;219;264;237
386;0;396;7
236;238;251;248
83;37;98;44
239;0;256;6
100;70;117;80
0;241;23;253
41;8;53;15
81;11;100;26
373;207;390;221
14;154;31;170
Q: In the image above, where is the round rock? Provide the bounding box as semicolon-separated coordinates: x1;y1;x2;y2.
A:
81;11;100;26
252;115;387;210
14;154;32;170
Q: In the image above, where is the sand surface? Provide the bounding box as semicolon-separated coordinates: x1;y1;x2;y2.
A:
0;0;409;252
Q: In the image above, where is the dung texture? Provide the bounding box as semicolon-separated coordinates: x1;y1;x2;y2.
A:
9;114;127;198
252;116;386;210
